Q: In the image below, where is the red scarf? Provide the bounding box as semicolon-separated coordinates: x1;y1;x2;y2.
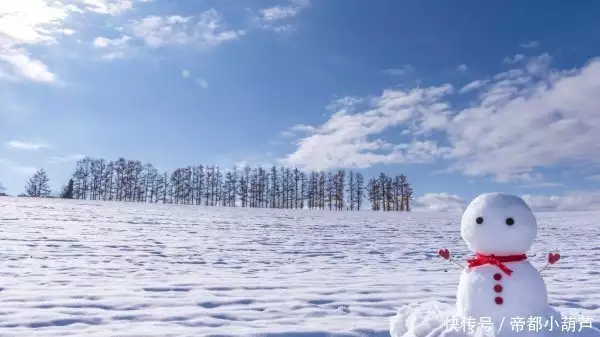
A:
467;253;527;276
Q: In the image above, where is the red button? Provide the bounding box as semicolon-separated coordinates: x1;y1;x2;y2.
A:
494;285;503;293
495;296;503;305
494;273;502;281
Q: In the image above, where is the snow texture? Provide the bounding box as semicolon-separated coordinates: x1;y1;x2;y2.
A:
0;197;598;337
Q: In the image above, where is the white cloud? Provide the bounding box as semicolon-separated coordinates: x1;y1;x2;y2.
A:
521;181;566;189
383;65;414;77
129;10;243;48
0;50;56;83
281;54;600;183
260;6;303;22
0;0;73;83
503;54;526;64
258;0;310;33
93;36;116;48
181;69;191;78
281;85;454;170
287;124;317;136
90;10;243;60
414;191;600;213
457;64;468;72
79;0;135;15
0;0;149;82
447;54;600;182
130;15;191;47
413;193;466;212
61;28;75;36
522;192;600;212
0;1;69;45
100;51;127;60
459;79;489;94
326;96;364;113
279;130;297;138
47;154;85;164
6;140;49;150
259;0;310;21
268;24;296;34
92;35;131;59
520;41;540;49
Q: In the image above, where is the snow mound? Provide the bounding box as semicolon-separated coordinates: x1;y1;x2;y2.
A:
390;301;600;337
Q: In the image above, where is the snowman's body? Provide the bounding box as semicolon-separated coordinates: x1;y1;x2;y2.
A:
457;260;548;323
456;193;550;325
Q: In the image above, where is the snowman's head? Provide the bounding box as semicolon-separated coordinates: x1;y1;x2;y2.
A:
461;193;537;255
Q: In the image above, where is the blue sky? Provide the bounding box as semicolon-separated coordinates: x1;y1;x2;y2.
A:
2;0;600;212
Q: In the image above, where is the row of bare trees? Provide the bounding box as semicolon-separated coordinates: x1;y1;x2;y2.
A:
59;157;414;211
367;173;413;211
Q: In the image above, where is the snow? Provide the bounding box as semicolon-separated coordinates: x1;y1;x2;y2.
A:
0;197;598;337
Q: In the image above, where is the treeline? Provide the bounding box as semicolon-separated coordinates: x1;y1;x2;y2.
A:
54;157;414;211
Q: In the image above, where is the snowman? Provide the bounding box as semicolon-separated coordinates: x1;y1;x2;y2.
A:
439;193;561;329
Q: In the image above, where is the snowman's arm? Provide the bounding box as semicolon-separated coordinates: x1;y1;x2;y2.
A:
449;258;466;270
438;249;466;270
538;262;551;273
539;252;561;272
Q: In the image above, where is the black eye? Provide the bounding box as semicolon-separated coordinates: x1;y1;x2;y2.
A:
476;217;483;224
505;218;515;226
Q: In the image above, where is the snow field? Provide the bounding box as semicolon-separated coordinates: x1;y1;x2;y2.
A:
0;198;598;336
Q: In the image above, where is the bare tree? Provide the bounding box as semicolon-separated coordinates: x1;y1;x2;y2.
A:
367;177;379;211
143;163;157;203
25;168;51;197
61;178;74;199
224;170;235;207
299;171;307;209
326;172;334;210
193;165;204;205
335;169;345;211
231;165;238;207
258;167;268;208
114;158;126;201
160;171;169;204
307;171;317;209
346;170;355;210
238;165;250;207
403;182;413;211
215;166;223;206
318;171;325;209
355;172;364;210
